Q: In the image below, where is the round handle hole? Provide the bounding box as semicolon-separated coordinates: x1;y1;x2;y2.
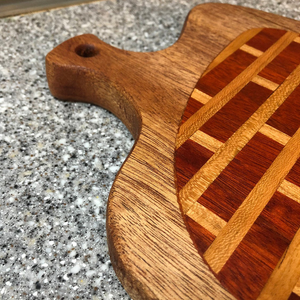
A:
75;44;99;57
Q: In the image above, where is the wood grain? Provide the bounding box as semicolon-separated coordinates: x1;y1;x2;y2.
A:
204;127;300;273
46;3;300;300
251;75;279;90
240;44;263;56
186;201;226;236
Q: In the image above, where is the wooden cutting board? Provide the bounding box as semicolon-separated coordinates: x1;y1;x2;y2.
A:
45;3;300;300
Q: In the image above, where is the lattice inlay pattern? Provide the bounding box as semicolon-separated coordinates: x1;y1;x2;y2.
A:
175;28;300;300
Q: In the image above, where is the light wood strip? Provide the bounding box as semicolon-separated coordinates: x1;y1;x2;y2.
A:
203;28;262;76
186;202;226;236
293;279;300;297
240;44;264;57
190;130;223;152
191;89;212;104
180;62;300;214
258;123;290;146
190;124;290;152
252;75;279;91
257;228;300;300
176;31;298;149
204;127;300;274
187;181;300;238
278;179;300;203
294;36;300;44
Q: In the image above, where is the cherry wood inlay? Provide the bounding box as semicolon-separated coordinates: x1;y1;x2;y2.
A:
200;82;273;143
175;139;213;191
195;49;257;96
259;41;300;85
246;28;286;51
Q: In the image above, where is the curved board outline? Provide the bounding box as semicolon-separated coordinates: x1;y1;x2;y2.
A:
46;3;300;300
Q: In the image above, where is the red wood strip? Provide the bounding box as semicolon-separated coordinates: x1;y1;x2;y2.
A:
267;85;300;137
195;49;257;97
200;82;273;143
259;41;300;85
246;28;287;52
286;160;300;187
185;216;215;254
175;139;213;191
267;83;300;189
263;192;300;242
181;97;203;125
289;293;300;300
197;133;283;222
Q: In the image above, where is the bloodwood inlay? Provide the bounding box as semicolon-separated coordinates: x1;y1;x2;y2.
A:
175;28;300;300
259;41;300;85
176;139;213;191
200;83;273;143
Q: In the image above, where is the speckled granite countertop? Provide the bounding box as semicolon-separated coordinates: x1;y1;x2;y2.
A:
0;1;298;299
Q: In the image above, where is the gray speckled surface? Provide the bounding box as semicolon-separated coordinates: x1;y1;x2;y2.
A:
0;1;298;299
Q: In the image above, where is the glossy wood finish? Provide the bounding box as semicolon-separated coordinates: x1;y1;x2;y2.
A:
46;4;300;300
175;28;300;300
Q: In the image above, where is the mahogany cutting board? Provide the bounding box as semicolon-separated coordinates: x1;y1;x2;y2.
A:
46;3;300;300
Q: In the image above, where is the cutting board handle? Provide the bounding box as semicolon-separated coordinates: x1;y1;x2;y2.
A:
46;34;145;138
46;3;242;140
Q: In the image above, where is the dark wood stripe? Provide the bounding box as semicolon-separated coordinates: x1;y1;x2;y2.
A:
286;159;300;187
262;192;300;242
181;97;204;125
259;41;300;85
289;293;300;300
246;28;287;52
185;216;215;254
195;49;257;97
267;85;300;137
200;82;273;143
197;133;283;222
175;139;213;191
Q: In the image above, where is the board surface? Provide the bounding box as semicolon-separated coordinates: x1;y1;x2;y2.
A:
45;3;300;300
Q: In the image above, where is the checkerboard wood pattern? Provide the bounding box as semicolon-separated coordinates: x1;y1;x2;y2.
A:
175;28;300;300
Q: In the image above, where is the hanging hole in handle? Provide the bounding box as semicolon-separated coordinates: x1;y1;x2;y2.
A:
75;44;100;57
